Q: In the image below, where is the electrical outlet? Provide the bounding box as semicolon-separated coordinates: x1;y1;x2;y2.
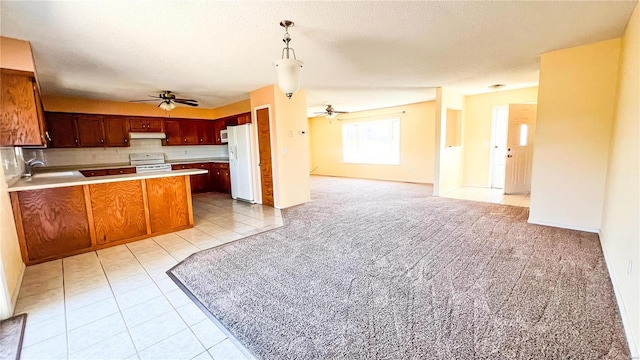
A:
627;259;633;276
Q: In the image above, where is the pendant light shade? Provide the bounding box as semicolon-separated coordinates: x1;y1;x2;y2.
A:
159;101;176;111
274;20;303;99
275;58;303;99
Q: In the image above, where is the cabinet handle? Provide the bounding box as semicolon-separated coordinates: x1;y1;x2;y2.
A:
142;124;147;129
74;138;79;144
100;138;104;143
119;170;124;173
124;138;128;143
184;138;187;143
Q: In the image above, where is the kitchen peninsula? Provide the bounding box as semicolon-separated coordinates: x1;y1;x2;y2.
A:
8;168;207;265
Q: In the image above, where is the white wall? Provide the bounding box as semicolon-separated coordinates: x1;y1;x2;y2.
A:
600;3;640;357
529;39;621;231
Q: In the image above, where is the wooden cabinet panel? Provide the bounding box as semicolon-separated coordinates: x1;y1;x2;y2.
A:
104;117;129;147
181;120;199;145
146;176;190;232
106;167;136;176
47;113;79;148
190;163;210;193
90;181;147;244
16;186;91;262
77;115;105;147
219;164;231;194
197;121;215;145
146;119;164;132
0;70;45;146
81;169;108;177
129;117;164;132
237;113;251;125
163;119;181;145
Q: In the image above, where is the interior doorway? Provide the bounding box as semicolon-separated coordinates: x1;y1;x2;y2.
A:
504;104;537;194
490;106;509;189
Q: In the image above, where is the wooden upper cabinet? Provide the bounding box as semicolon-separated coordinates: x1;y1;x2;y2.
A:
0;70;46;146
197;121;215;145
103;117;129;147
129;117;164;132
237;113;251;125
47;113;79;148
181;120;199;145
77;115;105;147
163;119;182;145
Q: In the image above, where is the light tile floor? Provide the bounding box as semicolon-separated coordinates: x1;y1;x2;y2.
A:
15;192;283;360
442;186;531;207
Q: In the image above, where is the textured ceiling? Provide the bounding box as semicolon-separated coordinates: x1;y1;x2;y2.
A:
1;1;636;116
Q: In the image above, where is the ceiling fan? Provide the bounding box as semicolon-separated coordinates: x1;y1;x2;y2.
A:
129;91;198;111
314;105;348;119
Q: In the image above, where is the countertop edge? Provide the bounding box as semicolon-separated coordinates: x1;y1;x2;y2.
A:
8;169;208;192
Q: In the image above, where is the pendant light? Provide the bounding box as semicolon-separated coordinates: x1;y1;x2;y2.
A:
274;20;303;99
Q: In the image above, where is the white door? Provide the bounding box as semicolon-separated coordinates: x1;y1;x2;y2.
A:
504;104;537;194
490;106;509;189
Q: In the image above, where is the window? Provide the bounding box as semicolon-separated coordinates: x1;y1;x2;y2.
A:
519;124;529;146
342;119;400;165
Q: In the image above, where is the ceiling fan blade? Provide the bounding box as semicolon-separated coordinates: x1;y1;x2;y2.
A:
314;112;329;114
174;98;198;103
174;100;199;106
129;99;161;102
334;111;349;113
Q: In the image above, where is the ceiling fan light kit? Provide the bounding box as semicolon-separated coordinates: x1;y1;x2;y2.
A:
129;90;198;111
274;20;303;99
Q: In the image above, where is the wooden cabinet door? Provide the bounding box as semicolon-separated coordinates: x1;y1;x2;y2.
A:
146;119;164;132
220;166;231;194
197;121;215;145
90;181;147;245
181;120;199;145
77;115;105;147
163;119;182;145
145;176;190;232
14;186;92;262
190;163;211;192
104;117;129;147
213;120;225;145
237;113;251;125
129;118;147;132
209;163;221;192
47;113;79;148
0;71;45;146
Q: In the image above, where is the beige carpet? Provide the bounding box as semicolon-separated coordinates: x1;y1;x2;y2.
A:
170;176;630;359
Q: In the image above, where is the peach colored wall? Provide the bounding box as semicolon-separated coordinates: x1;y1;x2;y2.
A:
463;87;539;187
600;3;640;356
42;95;249;120
249;85;309;208
0;36;35;73
309;101;436;184
530;39;621;231
434;87;465;196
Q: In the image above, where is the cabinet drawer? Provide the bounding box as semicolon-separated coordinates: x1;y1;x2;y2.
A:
171;164;195;170
81;170;108;177
106;167;136;176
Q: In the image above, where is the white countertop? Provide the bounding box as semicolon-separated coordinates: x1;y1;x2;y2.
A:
8;169;208;192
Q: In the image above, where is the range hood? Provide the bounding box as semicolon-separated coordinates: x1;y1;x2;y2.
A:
129;132;166;140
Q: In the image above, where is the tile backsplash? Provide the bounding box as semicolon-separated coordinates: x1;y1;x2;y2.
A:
23;139;229;168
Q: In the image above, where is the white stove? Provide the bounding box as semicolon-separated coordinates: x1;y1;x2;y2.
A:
130;153;172;173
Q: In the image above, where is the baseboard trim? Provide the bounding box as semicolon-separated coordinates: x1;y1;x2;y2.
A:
11;263;25;314
598;230;639;359
527;218;599;233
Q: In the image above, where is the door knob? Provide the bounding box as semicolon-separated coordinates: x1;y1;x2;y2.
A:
507;155;513;158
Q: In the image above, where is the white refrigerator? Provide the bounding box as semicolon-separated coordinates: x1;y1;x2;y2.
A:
227;124;255;202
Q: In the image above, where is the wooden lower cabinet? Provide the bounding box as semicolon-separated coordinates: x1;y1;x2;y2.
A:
11;186;92;263
10;175;194;265
145;176;191;233
90;181;148;245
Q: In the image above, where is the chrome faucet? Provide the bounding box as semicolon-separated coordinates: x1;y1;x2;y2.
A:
24;159;45;177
